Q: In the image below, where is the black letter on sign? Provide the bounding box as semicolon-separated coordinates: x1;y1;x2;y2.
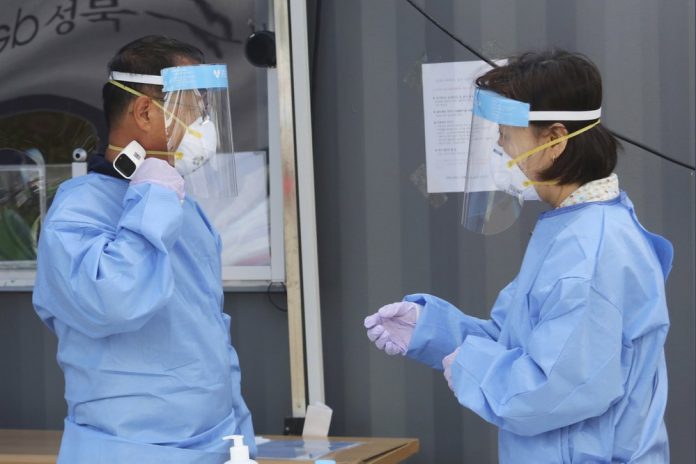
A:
0;24;10;53
14;8;39;48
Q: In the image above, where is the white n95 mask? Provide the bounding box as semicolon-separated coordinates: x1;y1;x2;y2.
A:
175;117;218;176
489;147;541;202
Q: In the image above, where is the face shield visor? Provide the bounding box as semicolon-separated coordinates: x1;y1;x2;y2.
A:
161;64;236;199
461;88;601;235
108;64;237;199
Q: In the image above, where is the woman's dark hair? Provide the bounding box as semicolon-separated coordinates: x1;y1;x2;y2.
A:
476;49;619;186
102;35;205;128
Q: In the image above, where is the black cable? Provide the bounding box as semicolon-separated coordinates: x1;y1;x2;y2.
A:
610;130;695;171
405;0;497;68
403;0;696;172
267;281;288;312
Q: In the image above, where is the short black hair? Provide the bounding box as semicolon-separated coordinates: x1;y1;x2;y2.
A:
103;35;205;128
476;50;620;186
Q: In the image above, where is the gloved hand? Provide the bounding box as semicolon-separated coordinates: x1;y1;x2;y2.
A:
130;157;185;201
442;347;461;391
364;301;420;356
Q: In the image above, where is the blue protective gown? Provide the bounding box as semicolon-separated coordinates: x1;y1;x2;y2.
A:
405;193;672;463
33;155;255;463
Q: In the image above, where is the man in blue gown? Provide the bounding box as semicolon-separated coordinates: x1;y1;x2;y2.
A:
33;36;255;463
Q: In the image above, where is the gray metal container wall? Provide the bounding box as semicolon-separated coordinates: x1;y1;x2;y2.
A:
309;0;695;462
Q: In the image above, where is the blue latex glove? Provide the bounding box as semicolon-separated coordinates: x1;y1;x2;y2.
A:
364;301;420;355
442;347;460;391
130;157;185;201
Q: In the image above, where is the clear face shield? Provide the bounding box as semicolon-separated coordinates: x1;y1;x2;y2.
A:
161;64;236;198
107;64;237;199
461;89;601;235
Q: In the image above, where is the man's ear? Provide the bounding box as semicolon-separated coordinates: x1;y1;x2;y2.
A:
131;95;155;131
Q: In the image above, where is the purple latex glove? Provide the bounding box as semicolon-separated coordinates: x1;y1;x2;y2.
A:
364;301;420;356
442;347;461;391
130;157;185;201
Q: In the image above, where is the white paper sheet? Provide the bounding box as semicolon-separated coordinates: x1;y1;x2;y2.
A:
193;151;271;266
302;401;333;437
421;60;501;193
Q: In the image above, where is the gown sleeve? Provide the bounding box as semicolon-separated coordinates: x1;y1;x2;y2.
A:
448;277;624;436
405;279;517;369
33;182;183;338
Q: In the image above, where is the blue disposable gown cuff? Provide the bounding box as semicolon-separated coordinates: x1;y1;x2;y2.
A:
404;293;500;370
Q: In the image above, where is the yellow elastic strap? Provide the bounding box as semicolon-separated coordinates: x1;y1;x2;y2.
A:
507;120;601;168
523;179;557;187
108;79;203;139
107;144;183;160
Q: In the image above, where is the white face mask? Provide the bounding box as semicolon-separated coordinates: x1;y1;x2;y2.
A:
490;147;541;202
174;117;218;176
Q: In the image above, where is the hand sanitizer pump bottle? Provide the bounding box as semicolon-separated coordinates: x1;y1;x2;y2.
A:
222;435;257;464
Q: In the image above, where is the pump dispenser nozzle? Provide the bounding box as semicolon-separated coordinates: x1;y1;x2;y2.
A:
222;435;257;464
